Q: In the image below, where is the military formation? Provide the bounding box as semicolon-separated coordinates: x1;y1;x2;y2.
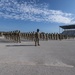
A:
0;29;75;46
3;30;21;43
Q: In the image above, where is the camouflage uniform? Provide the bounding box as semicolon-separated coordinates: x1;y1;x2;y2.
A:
46;33;48;41
35;29;40;46
17;30;21;43
14;30;21;43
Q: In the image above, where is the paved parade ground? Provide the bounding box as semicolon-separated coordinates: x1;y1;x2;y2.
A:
0;37;75;75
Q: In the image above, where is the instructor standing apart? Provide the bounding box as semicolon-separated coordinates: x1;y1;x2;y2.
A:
35;29;40;46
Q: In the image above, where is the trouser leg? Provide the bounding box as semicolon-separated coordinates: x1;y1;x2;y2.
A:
37;39;40;46
18;36;21;43
35;39;37;46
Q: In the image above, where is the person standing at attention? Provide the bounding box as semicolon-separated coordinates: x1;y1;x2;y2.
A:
35;29;40;46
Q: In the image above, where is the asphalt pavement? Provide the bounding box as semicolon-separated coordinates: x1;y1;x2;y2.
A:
0;38;75;75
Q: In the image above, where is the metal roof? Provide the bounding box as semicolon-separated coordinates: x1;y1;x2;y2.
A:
60;24;75;29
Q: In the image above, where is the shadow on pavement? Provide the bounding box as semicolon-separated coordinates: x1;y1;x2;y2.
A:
6;44;35;47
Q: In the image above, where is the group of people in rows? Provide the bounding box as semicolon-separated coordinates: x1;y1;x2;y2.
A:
0;29;68;46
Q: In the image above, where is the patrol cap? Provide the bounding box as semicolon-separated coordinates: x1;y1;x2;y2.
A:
37;29;39;32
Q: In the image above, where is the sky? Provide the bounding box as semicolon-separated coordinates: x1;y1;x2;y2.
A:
0;0;75;33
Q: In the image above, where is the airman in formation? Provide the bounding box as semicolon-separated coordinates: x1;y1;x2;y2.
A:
2;29;74;45
3;30;21;43
34;29;40;46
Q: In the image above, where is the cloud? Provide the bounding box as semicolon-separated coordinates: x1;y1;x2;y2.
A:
0;0;75;24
